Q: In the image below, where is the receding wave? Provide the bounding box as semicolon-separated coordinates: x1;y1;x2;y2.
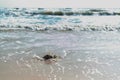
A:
0;24;120;31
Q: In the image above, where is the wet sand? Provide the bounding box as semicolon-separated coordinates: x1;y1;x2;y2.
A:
0;31;120;80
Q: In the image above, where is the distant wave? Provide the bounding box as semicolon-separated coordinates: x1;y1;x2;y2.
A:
0;8;120;17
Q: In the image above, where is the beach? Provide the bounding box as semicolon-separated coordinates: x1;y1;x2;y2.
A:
0;8;120;80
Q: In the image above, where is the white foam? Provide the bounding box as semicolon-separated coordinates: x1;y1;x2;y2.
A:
77;59;82;62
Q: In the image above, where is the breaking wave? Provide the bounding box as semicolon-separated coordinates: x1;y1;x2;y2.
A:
1;8;120;32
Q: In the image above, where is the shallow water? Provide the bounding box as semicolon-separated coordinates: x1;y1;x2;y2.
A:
0;30;120;80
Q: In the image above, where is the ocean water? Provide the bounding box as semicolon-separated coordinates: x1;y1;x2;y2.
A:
0;8;120;80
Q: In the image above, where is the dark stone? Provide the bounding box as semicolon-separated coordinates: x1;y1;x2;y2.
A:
42;54;53;60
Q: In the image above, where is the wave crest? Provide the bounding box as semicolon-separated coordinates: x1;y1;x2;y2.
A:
0;24;120;31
